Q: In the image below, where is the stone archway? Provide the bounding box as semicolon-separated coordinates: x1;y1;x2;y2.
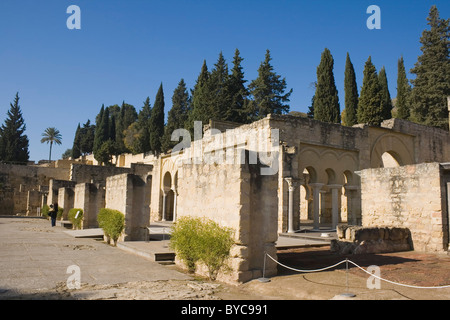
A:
370;134;414;168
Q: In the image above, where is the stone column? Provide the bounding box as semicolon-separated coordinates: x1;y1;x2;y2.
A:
310;183;324;230
161;191;167;221
344;185;358;225
284;177;299;233
328;184;342;230
173;190;178;222
319;190;326;225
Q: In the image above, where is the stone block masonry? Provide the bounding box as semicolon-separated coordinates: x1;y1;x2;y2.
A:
331;225;412;254
359;162;449;253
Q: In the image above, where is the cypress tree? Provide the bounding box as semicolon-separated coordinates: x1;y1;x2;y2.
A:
161;79;191;153
115;102;137;154
188;60;211;132
409;5;450;129
93;105;109;157
248;49;292;120
137;97;152;153
357;57;383;126
396;56;412;120
378;67;393;120
0;93;29;164
149;83;165;154
226;49;249;123
313;48;340;123
343;53;358;126
209;52;230;121
72;123;82;159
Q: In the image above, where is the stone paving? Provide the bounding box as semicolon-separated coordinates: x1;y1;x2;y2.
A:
1;217;449;301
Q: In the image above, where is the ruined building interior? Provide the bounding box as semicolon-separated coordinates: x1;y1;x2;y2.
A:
1;109;450;283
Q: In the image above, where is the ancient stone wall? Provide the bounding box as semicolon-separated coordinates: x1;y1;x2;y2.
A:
359;162;449;252
0;163;69;215
176;153;278;283
105;173;151;241
73;183;105;229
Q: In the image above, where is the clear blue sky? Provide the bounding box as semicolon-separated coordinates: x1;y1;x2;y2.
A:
0;0;449;162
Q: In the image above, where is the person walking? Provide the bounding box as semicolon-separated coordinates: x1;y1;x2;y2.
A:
49;203;58;227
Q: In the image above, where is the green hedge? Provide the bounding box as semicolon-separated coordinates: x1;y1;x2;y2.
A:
170;216;235;280
68;208;83;230
97;208;125;246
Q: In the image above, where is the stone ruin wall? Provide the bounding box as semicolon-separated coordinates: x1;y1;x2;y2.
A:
0;163;69;215
175;150;279;283
360;162;449;253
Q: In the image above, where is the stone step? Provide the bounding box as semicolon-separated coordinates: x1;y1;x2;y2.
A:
116;240;175;263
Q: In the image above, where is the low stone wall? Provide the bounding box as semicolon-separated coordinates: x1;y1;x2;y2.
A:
359;162;449;253
331;225;412;254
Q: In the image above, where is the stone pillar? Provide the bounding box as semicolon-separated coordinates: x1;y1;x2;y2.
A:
284;177;299;233
344;185;358;225
319;190;326;225
310;183;324;230
328;184;342;230
162;191;167;221
173;190;178;222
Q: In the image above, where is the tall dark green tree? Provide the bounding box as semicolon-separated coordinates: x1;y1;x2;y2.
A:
409;5;450;129
93;104;109;160
161;79;191;153
247;49;293;120
396;56;412;120
378;67;393;120
357;57;383;126
149;83;165;154
80;120;95;155
227;48;249;122
313;48;340;123
343;53;358;126
115;102;138;154
72;123;82;159
0;93;29;164
137;97;152;153
188;60;211;132
209;52;231;121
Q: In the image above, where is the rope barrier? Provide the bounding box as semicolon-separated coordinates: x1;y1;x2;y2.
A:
265;253;450;290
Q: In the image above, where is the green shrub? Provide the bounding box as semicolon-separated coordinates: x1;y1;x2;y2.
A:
41;204;50;219
57;207;64;220
97;208;125;246
68;208;83;230
169;216;203;273
170;216;235;280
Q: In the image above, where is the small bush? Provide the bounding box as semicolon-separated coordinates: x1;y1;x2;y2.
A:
68;208;83;230
170;216;235;280
97;208;125;246
57;207;64;220
169;216;203;273
41;204;50;219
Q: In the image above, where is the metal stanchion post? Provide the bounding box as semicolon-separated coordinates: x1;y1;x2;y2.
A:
339;258;356;298
258;251;271;283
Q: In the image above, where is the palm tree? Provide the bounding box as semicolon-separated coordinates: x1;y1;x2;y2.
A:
41;127;62;162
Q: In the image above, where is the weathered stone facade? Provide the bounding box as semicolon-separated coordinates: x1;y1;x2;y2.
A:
359;162;450;253
1;112;449;282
